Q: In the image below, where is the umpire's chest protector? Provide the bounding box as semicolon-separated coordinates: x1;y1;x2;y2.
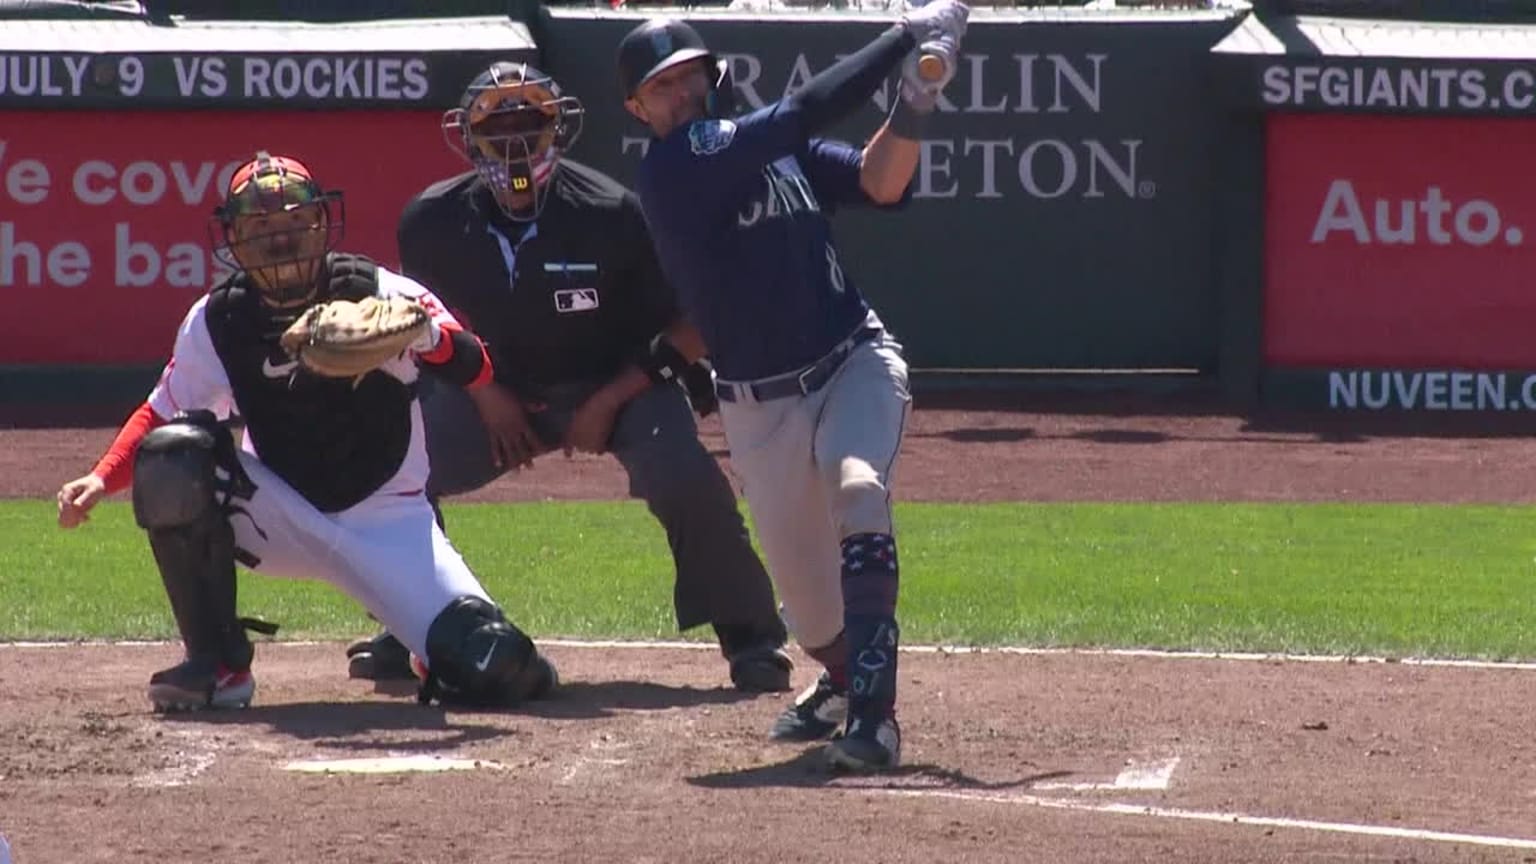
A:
204;255;415;513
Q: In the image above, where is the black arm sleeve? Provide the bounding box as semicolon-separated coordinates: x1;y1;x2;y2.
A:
623;192;678;335
786;24;915;135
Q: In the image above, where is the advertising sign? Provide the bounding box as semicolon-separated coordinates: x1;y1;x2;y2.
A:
1258;59;1536;115
1264;112;1536;372
0;18;537;109
0;110;465;364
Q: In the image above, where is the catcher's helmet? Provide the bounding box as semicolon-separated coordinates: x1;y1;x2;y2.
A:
442;61;584;222
210;151;343;308
617;18;736;117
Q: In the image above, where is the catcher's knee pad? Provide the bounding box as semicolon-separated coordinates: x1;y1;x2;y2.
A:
133;420;222;530
132;415;248;665
420;596;549;707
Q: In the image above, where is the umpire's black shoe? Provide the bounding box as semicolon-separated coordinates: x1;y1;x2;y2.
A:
769;670;848;740
345;631;415;681
729;642;794;692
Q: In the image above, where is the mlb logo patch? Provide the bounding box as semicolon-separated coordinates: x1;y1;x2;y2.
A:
688;119;737;156
555;288;600;313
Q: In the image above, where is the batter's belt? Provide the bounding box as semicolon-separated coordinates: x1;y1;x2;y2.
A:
715;325;881;404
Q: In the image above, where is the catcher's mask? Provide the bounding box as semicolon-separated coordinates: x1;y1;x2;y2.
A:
443;62;584;222
210;151;344;308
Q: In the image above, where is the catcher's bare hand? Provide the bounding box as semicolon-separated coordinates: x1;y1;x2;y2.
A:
469;381;544;470
57;473;106;529
564;389;623;457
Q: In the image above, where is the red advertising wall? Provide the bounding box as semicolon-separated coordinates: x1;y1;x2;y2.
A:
1264;113;1536;369
0;110;465;365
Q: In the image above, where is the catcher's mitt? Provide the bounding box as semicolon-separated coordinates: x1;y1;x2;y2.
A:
280;296;432;379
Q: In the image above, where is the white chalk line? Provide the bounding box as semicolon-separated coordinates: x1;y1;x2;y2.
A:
874;787;1536;851
4;638;1536;671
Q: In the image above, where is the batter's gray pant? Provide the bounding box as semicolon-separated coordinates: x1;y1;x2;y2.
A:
417;374;787;656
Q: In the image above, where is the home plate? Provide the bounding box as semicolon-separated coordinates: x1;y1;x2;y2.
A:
1035;756;1180;792
282;755;504;774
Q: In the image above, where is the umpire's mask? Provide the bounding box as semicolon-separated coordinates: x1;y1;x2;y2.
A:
210;152;344;309
443;62;585;223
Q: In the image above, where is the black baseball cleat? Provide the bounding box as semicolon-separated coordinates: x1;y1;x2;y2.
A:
826;715;902;773
728;643;794;692
148;657;255;712
768;670;848;740
346;631;416;680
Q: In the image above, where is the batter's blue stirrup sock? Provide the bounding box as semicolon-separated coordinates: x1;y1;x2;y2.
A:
840;533;901;721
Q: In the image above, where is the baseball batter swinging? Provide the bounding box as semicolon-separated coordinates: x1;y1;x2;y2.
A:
55;152;556;712
617;4;969;771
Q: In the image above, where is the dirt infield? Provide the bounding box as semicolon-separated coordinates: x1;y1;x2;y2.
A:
3;395;1536;863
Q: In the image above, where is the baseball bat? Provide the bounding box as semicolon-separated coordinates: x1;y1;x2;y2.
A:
917;52;947;83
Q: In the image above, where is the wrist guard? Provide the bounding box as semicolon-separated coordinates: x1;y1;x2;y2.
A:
637;333;689;387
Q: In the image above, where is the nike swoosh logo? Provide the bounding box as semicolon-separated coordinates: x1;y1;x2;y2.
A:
474;642;497;672
262;357;300;378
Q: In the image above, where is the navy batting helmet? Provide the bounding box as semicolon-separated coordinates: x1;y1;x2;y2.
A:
617;18;736;116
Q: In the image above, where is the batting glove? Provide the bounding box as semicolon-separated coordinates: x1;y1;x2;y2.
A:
901;0;970;51
900;37;959;111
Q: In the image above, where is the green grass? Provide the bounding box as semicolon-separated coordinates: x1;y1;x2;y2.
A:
3;500;1535;661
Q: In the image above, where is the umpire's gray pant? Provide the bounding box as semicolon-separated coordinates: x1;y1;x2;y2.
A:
417;373;786;654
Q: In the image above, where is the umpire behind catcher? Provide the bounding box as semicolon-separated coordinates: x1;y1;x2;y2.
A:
345;61;793;693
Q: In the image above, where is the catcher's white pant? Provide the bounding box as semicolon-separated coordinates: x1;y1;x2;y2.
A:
225;442;490;668
716;320;912;653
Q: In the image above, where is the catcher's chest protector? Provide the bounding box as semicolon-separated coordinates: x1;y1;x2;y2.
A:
205;254;415;513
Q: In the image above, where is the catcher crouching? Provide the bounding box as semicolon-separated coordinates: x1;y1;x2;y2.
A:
55;151;556;712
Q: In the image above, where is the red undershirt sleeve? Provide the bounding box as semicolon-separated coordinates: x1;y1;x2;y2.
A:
90;402;166;494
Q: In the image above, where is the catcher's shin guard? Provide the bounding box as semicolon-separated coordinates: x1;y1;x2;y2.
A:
418;596;555;707
133;416;255;668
